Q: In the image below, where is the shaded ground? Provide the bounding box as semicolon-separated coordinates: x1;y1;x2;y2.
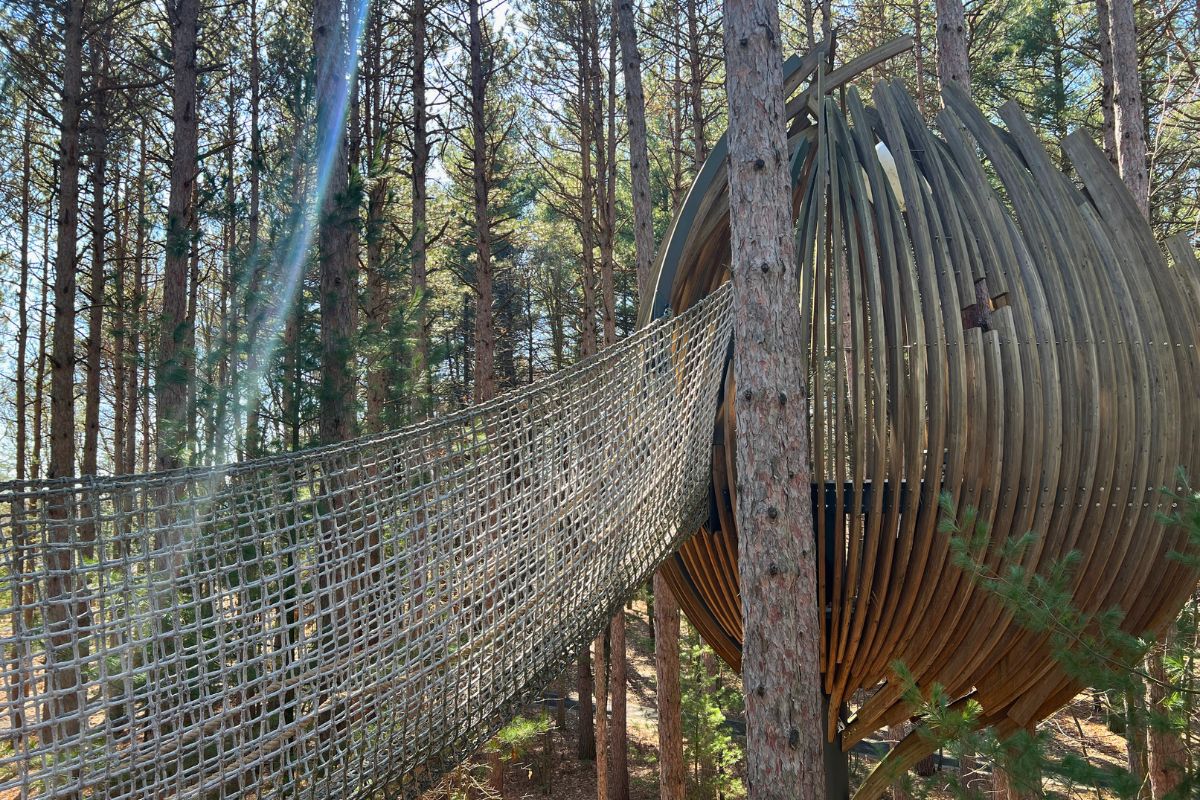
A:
429;602;1131;800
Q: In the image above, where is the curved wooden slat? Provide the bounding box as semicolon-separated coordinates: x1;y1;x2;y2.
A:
646;43;1200;800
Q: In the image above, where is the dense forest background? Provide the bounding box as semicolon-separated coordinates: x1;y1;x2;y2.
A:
0;1;1198;797
0;0;1196;481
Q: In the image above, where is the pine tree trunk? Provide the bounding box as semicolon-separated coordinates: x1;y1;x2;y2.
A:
113;177;128;476
594;629;609;800
315;0;357;444
1147;629;1186;799
578;649;597;759
34;193;51;480
993;764;1039;800
16;115;31;487
47;0;87;742
616;0;655;306
686;0;708;165
159;0;200;471
597;28;628;800
411;0;432;416
84;36;108;496
1108;0;1149;216
578;0;599;360
1095;0;1119;167
616;2;667;793
934;0;970;91
654;571;686;800
363;1;390;433
1127;682;1151;800
51;0;84;484
912;0;926;114
609;610;628;800
723;0;825;796
468;0;496;404
244;0;265;456
127;138;147;475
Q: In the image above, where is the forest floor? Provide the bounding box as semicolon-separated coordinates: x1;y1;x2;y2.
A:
428;602;1131;800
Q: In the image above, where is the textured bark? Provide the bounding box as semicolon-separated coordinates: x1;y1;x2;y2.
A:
912;0;926;115
609;610;628;800
723;0;825;796
1147;630;1186;799
127;137;147;475
363;1;390;432
112;178;128;475
1127;683;1151;800
34;193;51;480
411;0;432;415
597;31;618;350
653;571;686;800
244;0;265;456
218;62;240;463
578;649;597;758
1095;0;1119;167
47;0;86;741
594;629;609;800
616;3;658;791
934;0;969;91
1108;0;1149;217
468;0;496;404
597;26;627;800
51;0;84;485
16;116;31;486
992;765;1039;800
686;0;708;165
158;0;200;471
489;749;505;793
578;0;599;360
83;33;107;493
616;0;655;306
315;0;357;443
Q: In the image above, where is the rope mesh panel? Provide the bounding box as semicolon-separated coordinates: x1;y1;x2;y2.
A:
0;283;733;799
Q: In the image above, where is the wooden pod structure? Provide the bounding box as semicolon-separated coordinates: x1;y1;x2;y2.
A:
644;44;1200;796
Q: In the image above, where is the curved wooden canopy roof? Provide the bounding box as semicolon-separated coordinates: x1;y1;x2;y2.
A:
642;43;1200;796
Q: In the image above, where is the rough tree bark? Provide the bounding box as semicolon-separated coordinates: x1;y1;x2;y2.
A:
47;0;87;740
653;572;686;799
578;649;596;759
83;29;108;500
51;0;84;485
468;0;496;404
723;0;826;796
1147;630;1185;799
1095;0;1119;167
363;0;390;432
34;191;51;480
685;0;708;165
315;0;357;443
244;0;265;456
594;627;609;800
411;0;432;415
127;137;147;474
595;27;628;800
158;0;200;470
17;115;31;487
616;0;655;306
934;0;969;92
1108;0;1149;217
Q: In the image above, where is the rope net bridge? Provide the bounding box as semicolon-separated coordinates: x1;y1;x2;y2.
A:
0;285;734;800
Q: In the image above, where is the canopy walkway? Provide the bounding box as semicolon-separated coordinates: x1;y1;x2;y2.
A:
2;41;1199;800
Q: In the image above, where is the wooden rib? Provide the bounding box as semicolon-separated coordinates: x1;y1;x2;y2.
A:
641;44;1200;792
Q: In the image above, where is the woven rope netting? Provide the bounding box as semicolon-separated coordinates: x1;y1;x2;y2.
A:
0;284;733;800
